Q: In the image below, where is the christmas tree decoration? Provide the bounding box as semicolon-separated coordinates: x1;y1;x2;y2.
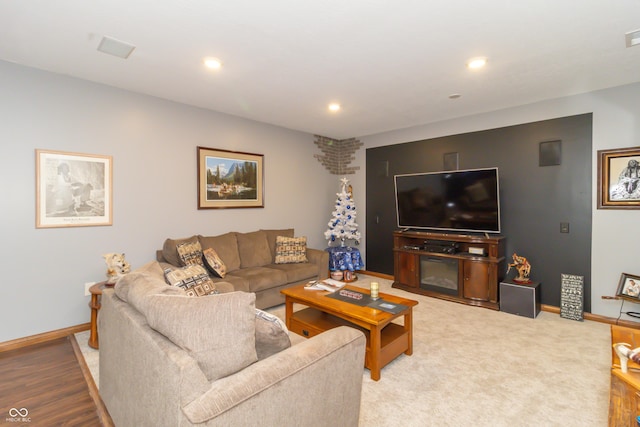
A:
324;177;361;247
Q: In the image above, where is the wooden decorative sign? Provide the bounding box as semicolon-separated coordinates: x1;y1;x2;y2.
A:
560;274;584;321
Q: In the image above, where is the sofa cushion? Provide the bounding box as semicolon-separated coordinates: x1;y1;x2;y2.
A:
176;240;204;267
261;228;294;259
202;247;226;278
114;261;185;309
143;292;258;382
236;230;272;268
264;262;318;283
227;267;288;292
255;309;291;360
209;274;250;293
274;236;308;264
199;232;241;272
162;235;199;266
164;264;219;297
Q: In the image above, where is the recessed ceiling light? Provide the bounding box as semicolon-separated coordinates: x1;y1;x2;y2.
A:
203;57;223;70
467;57;487;69
328;103;341;112
626;29;640;48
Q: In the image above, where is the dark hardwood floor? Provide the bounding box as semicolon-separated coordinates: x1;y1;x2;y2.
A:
0;335;112;426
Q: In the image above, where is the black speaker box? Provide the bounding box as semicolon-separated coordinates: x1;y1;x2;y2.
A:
500;281;541;318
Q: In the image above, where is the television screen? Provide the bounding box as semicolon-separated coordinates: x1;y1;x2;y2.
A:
394;167;501;233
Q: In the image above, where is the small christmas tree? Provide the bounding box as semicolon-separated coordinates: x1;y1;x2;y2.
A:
324;177;361;247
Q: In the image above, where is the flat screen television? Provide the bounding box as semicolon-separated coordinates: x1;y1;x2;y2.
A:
394;167;501;234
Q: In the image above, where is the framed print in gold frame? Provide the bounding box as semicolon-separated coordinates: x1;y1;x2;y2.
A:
597;146;640;209
197;146;264;209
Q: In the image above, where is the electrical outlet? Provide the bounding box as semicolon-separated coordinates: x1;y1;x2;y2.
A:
84;282;96;296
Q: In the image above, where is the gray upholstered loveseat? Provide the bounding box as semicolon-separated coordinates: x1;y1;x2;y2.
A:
99;261;366;427
157;228;329;309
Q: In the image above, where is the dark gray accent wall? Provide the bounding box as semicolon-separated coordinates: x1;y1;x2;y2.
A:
366;114;592;311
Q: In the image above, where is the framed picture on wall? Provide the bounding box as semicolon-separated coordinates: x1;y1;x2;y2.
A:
597;146;640;209
197;146;264;209
616;273;640;300
36;149;113;228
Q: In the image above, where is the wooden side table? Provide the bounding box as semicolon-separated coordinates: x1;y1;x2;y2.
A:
88;281;110;349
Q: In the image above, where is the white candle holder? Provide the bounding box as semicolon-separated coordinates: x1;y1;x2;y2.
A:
370;281;379;300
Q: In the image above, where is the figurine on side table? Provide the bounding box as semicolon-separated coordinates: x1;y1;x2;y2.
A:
103;252;131;285
507;253;531;283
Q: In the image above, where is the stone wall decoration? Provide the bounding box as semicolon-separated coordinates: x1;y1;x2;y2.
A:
313;135;363;175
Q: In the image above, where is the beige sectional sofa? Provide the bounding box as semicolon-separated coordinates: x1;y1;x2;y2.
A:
157;228;329;309
99;261;366;427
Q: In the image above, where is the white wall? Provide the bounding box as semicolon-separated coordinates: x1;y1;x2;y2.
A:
356;82;640;321
0;60;336;342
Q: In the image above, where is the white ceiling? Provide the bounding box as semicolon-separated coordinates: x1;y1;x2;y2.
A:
2;1;640;139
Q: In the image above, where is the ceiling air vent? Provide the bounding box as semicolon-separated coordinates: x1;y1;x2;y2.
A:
625;29;640;48
97;36;136;59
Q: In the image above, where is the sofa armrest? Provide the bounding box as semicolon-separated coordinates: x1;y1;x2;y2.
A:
156;249;167;263
182;326;365;426
99;290;213;427
306;247;329;280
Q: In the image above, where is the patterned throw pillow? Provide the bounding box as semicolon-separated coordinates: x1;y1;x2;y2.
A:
202;247;227;278
274;236;308;264
164;264;218;297
176;240;204;266
254;308;291;360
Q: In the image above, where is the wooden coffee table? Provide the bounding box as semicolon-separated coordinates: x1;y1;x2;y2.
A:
281;283;418;381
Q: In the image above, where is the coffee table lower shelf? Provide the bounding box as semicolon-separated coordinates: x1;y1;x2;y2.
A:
289;307;410;375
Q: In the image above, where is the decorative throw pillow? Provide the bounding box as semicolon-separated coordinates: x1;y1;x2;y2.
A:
176;240;204;267
274;236;308;264
198;233;241;272
202;247;226;278
261;228;295;259
255;309;291;360
162;235;198;266
164;264;218;297
143;292;258;382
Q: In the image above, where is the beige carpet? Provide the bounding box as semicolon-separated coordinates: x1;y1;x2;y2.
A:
76;274;611;426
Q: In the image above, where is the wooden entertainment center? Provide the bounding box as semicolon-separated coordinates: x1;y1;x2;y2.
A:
392;230;505;310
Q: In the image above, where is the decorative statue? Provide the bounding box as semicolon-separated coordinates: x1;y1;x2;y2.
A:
506;253;531;283
103;253;131;285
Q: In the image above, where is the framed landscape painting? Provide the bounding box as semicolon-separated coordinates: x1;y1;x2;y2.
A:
197;146;264;209
598;146;640;209
36;149;113;228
